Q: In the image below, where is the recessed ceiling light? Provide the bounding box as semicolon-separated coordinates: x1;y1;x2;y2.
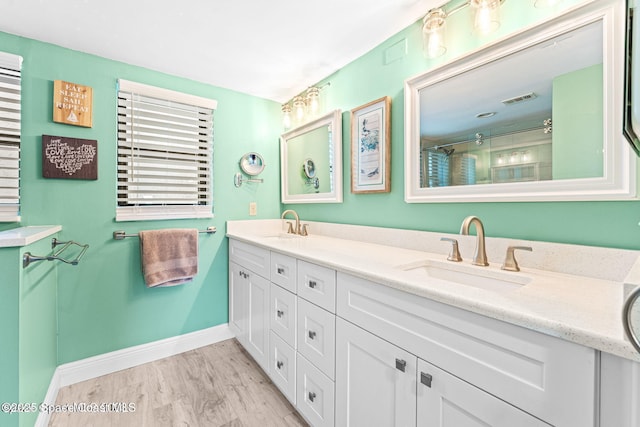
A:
476;111;496;119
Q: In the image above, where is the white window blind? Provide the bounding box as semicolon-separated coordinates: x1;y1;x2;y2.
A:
0;51;22;222
116;79;217;221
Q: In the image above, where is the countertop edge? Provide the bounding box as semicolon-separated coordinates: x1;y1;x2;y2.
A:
0;225;62;248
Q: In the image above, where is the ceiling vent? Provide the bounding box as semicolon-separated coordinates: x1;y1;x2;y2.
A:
502;92;537;105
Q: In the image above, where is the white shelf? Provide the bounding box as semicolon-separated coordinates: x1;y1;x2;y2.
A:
0;225;62;248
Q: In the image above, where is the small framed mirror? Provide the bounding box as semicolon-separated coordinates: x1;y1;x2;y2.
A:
280;110;343;203
240;152;265;176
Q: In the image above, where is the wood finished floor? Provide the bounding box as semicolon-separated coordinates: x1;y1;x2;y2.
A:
49;339;308;427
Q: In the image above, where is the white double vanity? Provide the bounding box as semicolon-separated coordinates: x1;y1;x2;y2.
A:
227;219;640;427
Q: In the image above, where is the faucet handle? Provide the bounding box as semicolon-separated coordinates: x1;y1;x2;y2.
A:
286;221;295;234
440;237;462;262
501;246;532;272
300;223;309;236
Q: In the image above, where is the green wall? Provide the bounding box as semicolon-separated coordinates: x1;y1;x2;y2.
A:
284;0;640;251
0;31;282;367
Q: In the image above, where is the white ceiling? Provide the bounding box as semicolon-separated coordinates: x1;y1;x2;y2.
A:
0;0;440;103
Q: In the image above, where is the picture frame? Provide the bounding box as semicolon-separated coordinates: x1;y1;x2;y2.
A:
350;96;391;193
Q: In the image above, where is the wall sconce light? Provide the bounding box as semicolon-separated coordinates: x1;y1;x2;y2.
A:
281;83;330;130
422;0;506;59
423;9;447;58
470;0;502;35
306;86;320;115
282;103;292;130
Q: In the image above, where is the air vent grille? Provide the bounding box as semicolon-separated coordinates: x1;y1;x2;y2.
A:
502;92;537;105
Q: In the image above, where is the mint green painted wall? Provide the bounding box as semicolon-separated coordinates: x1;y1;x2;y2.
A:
0;247;20;427
18;238;58;427
553;64;604;179
0;31;282;365
285;1;640;250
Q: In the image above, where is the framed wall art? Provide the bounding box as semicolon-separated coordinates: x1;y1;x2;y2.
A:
350;96;391;193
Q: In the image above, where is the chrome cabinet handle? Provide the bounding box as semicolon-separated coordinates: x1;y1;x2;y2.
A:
420;372;433;388
308;391;317;402
308;280;317;289
395;358;406;372
277;360;284;370
308;330;317;339
277;309;284;318
277;266;285;274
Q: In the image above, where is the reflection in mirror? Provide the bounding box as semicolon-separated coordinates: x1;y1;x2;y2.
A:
280;110;343;203
404;1;635;202
421;21;602;188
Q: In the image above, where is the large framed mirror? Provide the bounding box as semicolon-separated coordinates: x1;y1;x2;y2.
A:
404;0;636;203
280;110;343;203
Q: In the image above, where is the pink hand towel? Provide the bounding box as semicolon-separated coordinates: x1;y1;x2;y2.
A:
139;228;198;288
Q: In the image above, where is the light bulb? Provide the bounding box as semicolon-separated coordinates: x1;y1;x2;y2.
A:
293;96;305;122
423;9;446;59
470;0;501;35
282;104;291;130
306;87;320;115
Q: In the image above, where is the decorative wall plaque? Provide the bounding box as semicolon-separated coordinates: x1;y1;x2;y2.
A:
42;135;98;180
53;80;93;127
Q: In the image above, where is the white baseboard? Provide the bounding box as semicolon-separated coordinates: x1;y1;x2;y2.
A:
35;323;233;427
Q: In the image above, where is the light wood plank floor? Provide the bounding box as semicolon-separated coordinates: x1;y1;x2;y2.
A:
49;339;308;427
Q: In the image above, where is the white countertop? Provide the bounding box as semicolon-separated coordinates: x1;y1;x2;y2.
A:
0;225;61;248
227;219;640;362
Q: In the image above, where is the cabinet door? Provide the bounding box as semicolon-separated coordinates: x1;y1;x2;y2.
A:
246;270;270;373
298;298;336;379
229;262;247;346
270;282;297;348
417;358;550;427
335;318;416;427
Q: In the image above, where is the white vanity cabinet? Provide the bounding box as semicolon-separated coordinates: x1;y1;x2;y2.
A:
336;272;596;427
229;240;271;373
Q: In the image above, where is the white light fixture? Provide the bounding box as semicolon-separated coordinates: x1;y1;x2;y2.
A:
421;0;504;59
282;103;292;130
423;9;447;58
470;0;502;35
293;96;306;122
306;86;320;116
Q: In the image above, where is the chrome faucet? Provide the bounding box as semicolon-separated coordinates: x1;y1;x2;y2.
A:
460;216;489;266
281;209;301;235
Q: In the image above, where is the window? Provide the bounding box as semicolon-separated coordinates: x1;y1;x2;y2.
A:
116;79;216;221
0;51;22;222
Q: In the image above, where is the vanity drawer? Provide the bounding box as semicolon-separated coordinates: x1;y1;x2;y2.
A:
297;298;335;380
271;251;297;293
336;272;596;427
270;282;296;348
270;331;296;405
297;260;336;313
229;239;270;280
296;352;335;427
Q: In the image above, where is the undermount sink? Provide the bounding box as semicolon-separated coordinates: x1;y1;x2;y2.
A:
397;259;532;292
263;233;303;239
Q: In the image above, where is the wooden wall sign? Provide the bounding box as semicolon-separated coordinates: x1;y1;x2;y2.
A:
42;135;98;180
53;80;93;127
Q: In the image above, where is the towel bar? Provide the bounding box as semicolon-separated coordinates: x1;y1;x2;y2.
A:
23;239;89;268
112;226;217;240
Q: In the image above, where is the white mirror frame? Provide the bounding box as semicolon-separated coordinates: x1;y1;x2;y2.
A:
280;109;343;204
404;0;636;203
